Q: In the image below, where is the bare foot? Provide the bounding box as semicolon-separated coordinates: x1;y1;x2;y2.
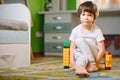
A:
86;64;99;72
75;66;90;77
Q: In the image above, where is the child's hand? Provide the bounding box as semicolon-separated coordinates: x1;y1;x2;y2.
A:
69;58;75;70
96;63;100;68
69;65;75;70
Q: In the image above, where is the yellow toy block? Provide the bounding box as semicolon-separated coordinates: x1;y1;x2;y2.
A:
105;61;112;67
106;55;112;61
105;51;112;70
63;48;70;69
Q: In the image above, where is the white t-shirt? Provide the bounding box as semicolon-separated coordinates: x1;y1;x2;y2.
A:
69;24;105;55
69;24;104;42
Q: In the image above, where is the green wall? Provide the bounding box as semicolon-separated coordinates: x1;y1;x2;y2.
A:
67;0;76;10
28;0;45;53
28;0;76;54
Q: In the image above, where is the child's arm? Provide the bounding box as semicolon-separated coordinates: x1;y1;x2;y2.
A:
96;40;105;66
69;41;76;70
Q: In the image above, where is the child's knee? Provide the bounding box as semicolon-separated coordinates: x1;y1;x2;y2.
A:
76;55;88;67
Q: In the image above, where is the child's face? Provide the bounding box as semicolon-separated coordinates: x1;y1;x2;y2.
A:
80;11;94;26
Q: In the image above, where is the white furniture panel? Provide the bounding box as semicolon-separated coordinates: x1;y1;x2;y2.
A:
0;4;31;69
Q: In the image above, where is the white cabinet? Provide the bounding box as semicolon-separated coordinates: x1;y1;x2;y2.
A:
43;12;72;56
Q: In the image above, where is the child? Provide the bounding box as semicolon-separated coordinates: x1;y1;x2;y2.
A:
69;1;105;76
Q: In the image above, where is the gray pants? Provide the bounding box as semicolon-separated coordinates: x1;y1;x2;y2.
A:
74;38;97;67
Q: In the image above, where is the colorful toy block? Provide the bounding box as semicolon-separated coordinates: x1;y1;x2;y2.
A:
63;42;70;48
63;42;70;69
63;42;112;70
105;51;112;70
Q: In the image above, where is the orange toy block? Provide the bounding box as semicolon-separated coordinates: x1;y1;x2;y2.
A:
105;51;112;70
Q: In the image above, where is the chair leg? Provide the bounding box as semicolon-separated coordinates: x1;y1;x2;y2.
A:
31;46;34;60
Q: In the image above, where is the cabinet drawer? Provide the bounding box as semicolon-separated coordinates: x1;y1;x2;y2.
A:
44;52;62;56
45;13;71;23
45;43;63;52
44;23;71;32
45;33;70;43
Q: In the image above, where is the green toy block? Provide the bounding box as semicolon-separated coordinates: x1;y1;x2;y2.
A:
64;66;69;69
63;42;70;48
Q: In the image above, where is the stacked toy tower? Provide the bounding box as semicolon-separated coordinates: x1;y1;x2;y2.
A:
105;51;112;70
63;42;70;69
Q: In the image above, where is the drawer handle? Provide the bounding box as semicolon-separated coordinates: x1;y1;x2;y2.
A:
53;46;62;49
53;26;62;30
53;16;62;20
53;36;62;39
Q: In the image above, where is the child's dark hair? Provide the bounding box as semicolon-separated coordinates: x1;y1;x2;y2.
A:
77;1;99;19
